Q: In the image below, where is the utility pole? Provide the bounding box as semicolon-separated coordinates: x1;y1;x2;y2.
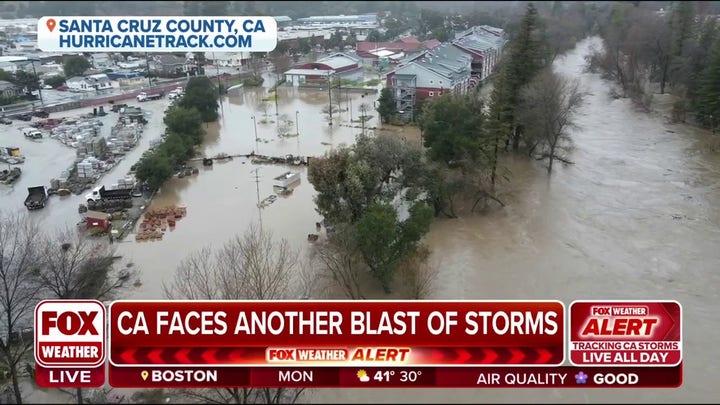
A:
274;87;279;116
252;168;263;227
251;115;259;154
327;74;333;126
213;52;222;95
29;59;43;106
145;52;152;87
336;77;342;111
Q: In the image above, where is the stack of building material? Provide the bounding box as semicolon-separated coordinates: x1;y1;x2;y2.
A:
117;176;136;189
76;160;95;179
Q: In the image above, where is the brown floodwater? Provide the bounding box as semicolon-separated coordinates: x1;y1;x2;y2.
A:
6;37;720;403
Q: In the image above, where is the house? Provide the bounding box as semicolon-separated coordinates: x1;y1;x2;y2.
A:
205;52;251;68
452;26;506;83
282;68;334;87
283;52;360;86
284;52;361;86
107;71;146;87
90;53;112;69
385;44;472;120
296;52;360;73
0;80;19;98
152;54;193;75
66;74;119;92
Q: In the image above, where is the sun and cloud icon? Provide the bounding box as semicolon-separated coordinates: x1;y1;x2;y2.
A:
575;371;589;384
356;369;370;382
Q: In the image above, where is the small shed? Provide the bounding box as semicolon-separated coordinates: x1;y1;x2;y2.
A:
84;210;111;231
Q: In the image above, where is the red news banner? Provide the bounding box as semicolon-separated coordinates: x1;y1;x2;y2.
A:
569;301;682;367
109;300;566;367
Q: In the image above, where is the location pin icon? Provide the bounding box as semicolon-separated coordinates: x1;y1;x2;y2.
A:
46;19;56;32
141;370;149;381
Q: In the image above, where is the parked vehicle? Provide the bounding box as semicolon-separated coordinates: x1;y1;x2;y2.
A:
24;186;48;210
0;167;21;184
137;92;163;102
22;127;43;139
0;117;11;125
31;110;49;118
16;114;31;121
273;171;301;188
111;103;128;112
84;185;133;202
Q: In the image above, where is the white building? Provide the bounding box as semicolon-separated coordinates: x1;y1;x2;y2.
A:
0;56;29;73
14;42;37;52
90;53;112;68
205;52;251;67
66;74;119;92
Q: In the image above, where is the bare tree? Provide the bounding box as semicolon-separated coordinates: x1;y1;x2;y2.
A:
313;225;366;300
38;228;137;405
248;54;265;76
269;54;291;82
519;68;584;174
0;212;42;404
39;228;135;301
395;246;438;300
163;223;308;404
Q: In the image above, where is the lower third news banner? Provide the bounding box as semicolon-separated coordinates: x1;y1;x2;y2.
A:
32;299;682;388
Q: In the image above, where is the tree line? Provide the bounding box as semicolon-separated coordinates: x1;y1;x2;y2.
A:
134;76;220;190
587;1;720;130
0;212;136;404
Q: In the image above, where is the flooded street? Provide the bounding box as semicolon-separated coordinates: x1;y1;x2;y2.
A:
0;99;170;229
119;86;381;298
3;37;719;403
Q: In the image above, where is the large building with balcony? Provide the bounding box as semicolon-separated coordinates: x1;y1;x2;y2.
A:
452;25;506;85
385;44;472;120
383;25;506;120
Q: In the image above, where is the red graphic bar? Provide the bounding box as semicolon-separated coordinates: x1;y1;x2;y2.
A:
108;364;682;388
109;346;564;366
109;300;565;366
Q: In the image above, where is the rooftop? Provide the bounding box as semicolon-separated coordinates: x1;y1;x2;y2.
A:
316;52;359;69
283;68;334;76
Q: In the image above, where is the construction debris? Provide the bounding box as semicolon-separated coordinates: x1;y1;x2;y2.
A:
135;206;187;241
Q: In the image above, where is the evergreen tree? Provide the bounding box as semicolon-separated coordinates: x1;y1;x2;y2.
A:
668;1;696;88
695;42;720;131
376;88;396;124
495;3;548;152
687;19;717;101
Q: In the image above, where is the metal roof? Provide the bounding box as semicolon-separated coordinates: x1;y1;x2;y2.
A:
316;53;359;69
284;69;334;76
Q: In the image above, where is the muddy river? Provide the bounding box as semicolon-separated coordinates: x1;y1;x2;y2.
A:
3;37;719;403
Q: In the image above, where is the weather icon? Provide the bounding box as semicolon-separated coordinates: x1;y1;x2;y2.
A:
575;371;588;384
356;369;370;382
